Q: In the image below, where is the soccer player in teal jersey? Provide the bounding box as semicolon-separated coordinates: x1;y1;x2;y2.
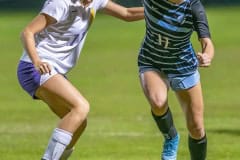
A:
138;0;214;159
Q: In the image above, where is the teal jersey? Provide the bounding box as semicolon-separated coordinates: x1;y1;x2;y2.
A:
138;0;211;75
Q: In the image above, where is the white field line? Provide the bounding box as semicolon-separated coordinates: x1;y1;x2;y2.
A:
88;131;160;137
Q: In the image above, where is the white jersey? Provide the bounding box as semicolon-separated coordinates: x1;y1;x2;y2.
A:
21;0;108;74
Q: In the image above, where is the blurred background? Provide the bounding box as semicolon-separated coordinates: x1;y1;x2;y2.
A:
0;0;240;160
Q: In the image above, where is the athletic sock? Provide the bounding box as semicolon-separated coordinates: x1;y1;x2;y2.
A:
152;108;177;139
188;134;207;160
42;128;73;160
60;148;74;160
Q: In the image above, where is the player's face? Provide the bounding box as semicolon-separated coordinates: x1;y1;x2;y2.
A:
80;0;93;7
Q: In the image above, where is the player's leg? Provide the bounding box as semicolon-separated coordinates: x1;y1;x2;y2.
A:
139;70;179;160
36;74;90;160
17;61;87;159
175;82;207;160
37;89;87;160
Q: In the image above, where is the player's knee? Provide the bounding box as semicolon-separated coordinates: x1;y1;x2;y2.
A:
189;126;205;139
72;99;90;118
149;95;168;114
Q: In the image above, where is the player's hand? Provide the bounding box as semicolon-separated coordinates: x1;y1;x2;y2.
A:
34;61;52;75
197;52;212;67
80;0;93;7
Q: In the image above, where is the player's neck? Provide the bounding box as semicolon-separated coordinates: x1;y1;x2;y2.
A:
168;0;185;5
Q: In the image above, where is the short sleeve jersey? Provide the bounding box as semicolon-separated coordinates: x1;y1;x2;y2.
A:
21;0;108;74
138;0;211;75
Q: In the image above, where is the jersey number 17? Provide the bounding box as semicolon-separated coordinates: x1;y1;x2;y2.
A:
158;34;169;49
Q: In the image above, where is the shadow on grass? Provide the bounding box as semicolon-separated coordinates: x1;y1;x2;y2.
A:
208;128;240;136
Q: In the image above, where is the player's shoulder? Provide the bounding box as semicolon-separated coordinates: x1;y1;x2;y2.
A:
44;0;69;7
59;0;72;6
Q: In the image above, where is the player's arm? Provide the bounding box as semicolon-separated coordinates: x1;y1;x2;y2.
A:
191;0;215;67
20;14;56;74
197;37;214;67
101;0;144;22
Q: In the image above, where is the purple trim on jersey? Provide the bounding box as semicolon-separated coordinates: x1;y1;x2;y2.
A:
17;61;41;99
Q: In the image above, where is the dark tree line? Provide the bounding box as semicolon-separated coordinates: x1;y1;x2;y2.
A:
0;0;239;10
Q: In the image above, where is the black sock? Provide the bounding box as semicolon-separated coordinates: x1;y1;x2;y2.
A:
151;108;177;139
188;135;207;160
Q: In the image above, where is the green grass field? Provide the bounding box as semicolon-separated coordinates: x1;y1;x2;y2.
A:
0;6;240;160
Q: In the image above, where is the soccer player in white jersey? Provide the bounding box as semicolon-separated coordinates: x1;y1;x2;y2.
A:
138;0;214;159
17;0;144;159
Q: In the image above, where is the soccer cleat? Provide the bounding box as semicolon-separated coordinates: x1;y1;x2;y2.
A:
161;134;180;160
